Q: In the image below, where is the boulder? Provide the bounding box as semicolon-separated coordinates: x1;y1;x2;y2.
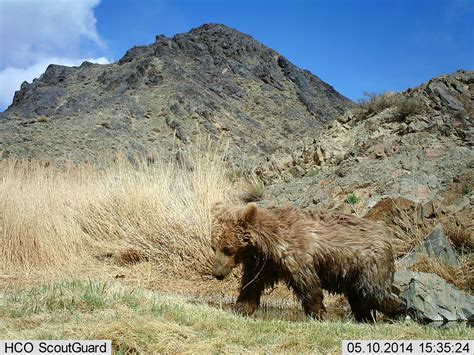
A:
394;270;474;323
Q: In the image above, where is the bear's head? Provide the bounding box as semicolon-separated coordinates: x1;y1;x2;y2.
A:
210;203;258;280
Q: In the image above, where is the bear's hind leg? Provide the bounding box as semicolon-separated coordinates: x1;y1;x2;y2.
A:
347;292;376;323
375;292;407;320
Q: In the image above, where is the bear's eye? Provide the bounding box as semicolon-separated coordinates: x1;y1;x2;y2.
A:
222;246;232;255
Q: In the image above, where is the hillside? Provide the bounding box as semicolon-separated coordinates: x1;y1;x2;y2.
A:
258;70;473;216
0;23;352;168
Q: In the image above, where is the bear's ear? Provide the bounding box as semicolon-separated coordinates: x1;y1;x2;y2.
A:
241;203;258;224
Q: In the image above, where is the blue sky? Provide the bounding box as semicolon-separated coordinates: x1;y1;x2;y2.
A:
0;0;472;110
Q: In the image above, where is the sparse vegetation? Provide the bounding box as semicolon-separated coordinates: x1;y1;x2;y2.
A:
358;91;399;114
395;96;427;120
388;204;427;257
462;186;471;195
387;202;473;293
36;115;49;123
409;254;469;291
433;214;474;251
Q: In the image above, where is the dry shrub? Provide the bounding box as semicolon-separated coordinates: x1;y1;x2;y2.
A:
383;199;471;255
395;96;426;120
354;92;426;121
36;115;49;123
386;201;473;292
431;214;473;250
0;145;233;278
359;91;400;114
240;173;265;203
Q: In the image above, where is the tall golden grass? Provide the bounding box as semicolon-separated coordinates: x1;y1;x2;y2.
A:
0;146;233;277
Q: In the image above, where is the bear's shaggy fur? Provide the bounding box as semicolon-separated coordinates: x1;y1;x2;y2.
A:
211;203;406;322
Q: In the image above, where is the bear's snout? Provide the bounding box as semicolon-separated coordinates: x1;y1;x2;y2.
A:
212;251;235;280
212;263;232;280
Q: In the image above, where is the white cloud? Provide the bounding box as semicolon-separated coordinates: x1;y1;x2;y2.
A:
0;0;104;68
0;0;110;110
0;56;110;109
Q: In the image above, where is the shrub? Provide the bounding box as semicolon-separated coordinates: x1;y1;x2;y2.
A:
240;174;265;202
409;254;472;292
356;92;399;117
395;96;426;120
354;92;427;121
36;115;49;123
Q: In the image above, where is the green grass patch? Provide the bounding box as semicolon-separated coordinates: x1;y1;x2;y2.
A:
345;194;360;205
1;280;472;353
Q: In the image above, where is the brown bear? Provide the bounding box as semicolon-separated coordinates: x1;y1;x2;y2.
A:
211;203;406;322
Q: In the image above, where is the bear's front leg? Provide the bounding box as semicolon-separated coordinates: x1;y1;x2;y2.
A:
234;298;259;316
234;258;270;316
234;276;266;316
235;285;265;315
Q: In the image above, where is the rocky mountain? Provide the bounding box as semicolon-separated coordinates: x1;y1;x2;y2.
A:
0;24;352;168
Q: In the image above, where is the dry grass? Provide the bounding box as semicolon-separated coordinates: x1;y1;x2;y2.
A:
386;202;473;293
432;213;474;250
386;201;472;256
358;91;400;114
0;145;233;278
388;205;426;257
1;150;472;348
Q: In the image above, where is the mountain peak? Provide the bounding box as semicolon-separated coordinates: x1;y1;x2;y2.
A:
189;23;241;34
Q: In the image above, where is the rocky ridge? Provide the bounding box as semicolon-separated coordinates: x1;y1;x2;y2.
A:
260;70;473;215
